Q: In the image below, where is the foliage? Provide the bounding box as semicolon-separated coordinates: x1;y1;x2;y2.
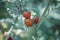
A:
0;0;60;40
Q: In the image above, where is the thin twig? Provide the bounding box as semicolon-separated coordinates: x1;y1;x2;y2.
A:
5;1;23;14
36;0;52;30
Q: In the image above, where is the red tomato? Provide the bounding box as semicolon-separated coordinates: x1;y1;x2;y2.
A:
23;11;31;19
7;37;12;40
25;19;32;27
34;16;39;24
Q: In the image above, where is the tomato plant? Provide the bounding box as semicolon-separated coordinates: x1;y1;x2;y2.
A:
0;0;60;40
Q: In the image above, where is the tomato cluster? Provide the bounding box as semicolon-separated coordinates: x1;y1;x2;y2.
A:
23;11;39;27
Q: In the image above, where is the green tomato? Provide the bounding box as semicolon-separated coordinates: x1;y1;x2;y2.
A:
20;31;33;40
27;28;36;36
0;21;14;31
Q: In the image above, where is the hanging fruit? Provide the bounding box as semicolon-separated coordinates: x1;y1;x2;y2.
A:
0;20;14;32
33;16;39;24
25;19;32;27
20;31;33;40
23;11;31;19
7;37;12;40
1;22;7;29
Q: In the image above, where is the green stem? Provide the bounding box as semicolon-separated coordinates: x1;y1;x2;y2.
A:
36;0;52;30
0;26;5;40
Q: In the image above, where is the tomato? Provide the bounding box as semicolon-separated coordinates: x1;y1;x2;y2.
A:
7;37;12;40
25;19;32;27
23;11;31;19
34;16;39;24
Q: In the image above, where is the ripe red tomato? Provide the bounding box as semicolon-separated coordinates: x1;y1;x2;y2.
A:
7;37;12;40
34;16;39;24
23;11;31;19
25;19;32;27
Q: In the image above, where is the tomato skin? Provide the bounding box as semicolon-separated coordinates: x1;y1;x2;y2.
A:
7;37;12;40
34;16;39;24
23;11;31;19
25;19;32;27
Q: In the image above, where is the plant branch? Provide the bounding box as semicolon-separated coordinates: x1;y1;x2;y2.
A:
36;0;52;30
5;1;23;14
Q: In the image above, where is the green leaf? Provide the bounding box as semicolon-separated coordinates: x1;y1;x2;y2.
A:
0;2;12;19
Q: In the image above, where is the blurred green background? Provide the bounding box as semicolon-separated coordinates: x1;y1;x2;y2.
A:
0;0;60;40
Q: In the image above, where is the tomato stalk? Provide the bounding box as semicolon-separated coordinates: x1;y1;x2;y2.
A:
36;0;52;31
0;26;5;40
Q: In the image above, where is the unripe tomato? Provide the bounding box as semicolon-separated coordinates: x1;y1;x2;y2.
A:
7;37;12;40
20;31;33;40
25;19;32;27
34;16;39;24
23;11;31;19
